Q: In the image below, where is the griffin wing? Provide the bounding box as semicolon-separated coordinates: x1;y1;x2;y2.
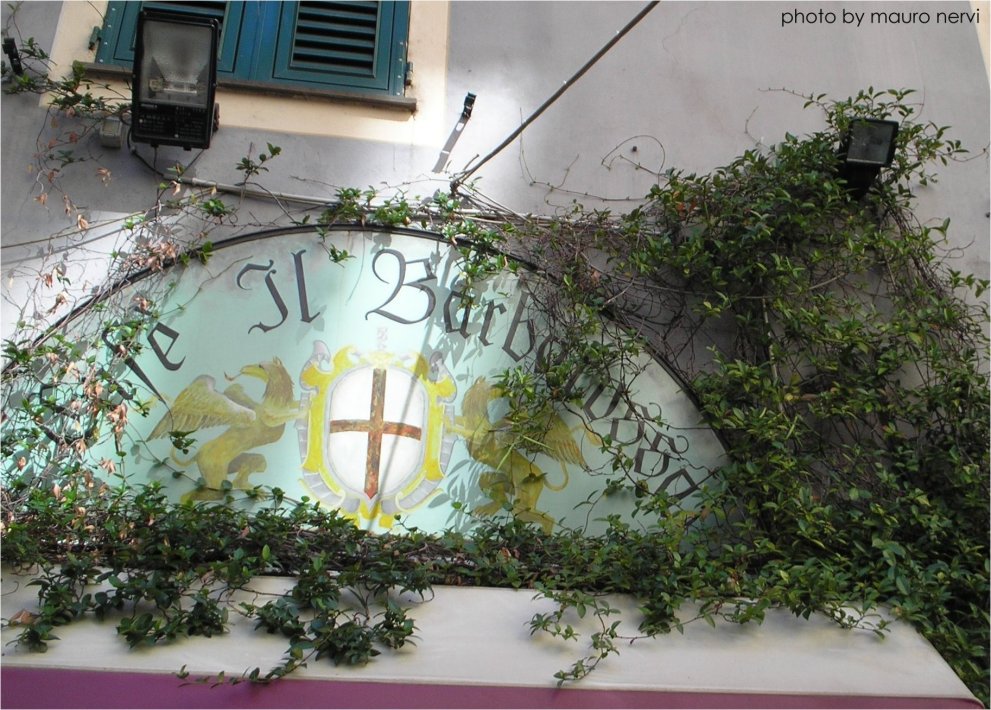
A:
461;377;495;421
540;412;586;466
149;375;257;439
221;382;257;410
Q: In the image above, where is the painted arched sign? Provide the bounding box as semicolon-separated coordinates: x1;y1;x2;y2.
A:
94;228;725;533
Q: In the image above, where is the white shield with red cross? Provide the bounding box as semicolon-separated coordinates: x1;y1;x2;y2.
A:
325;365;425;500
297;344;457;529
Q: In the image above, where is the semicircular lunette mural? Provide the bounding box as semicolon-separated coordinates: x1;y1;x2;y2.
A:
64;228;727;533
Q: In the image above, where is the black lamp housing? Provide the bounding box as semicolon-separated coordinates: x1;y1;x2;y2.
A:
131;10;219;150
837;118;899;199
461;92;476;121
3;37;23;75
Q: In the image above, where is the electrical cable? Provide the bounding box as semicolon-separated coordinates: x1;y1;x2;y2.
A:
452;0;659;190
126;125;206;181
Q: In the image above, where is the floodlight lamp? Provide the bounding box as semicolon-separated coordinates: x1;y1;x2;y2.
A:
843;118;899;167
837;118;899;199
131;10;219;150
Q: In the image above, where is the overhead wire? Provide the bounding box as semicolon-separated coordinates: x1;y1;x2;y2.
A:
451;0;660;191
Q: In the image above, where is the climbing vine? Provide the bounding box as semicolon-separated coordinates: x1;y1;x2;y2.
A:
1;40;988;705
485;87;989;698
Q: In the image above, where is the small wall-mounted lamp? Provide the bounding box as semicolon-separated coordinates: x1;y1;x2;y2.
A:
837;118;899;199
2;38;23;75
432;92;477;173
461;92;476;121
131;10;219;150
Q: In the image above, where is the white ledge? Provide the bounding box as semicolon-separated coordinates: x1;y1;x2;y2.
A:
0;572;978;707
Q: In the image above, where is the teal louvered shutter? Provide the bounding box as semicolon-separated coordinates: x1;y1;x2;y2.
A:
269;1;410;95
95;1;410;95
96;1;243;75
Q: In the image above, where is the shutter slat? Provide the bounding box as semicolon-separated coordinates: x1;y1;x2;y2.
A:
291;55;371;71
296;21;377;38
294;44;376;61
294;33;375;50
300;7;377;25
295;25;377;43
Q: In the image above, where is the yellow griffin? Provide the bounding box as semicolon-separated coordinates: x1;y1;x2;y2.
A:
149;358;302;500
451;377;586;534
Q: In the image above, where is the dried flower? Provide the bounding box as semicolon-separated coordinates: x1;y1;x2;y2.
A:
9;609;39;626
107;403;128;433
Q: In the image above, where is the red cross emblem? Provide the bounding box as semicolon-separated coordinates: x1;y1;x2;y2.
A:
329;367;423;498
298;345;458;529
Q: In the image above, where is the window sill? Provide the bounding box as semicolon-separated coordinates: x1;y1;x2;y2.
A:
81;63;418;113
